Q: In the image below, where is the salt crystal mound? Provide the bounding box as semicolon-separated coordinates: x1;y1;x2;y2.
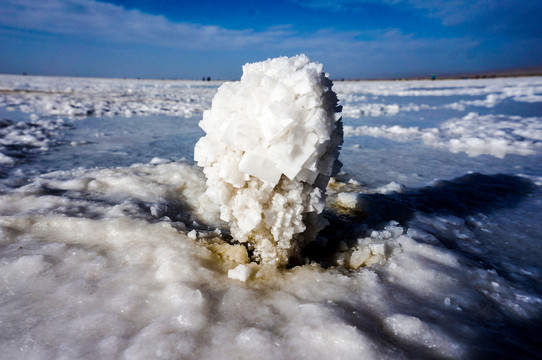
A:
194;55;343;266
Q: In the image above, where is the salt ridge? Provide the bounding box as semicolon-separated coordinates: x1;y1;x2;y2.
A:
344;112;542;158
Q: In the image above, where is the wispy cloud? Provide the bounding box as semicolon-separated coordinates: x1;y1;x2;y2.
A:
0;0;476;56
0;0;519;78
0;0;279;50
398;0;542;37
285;28;480;77
293;0;542;37
0;0;480;60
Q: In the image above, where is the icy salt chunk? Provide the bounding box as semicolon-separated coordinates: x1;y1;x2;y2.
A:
163;283;204;307
236;205;262;233
239;151;282;185
208;242;250;264
297;93;320;109
219;205;232;222
149;157;171;165
228;264;256;282
263;116;295;143
368;243;386;256
349;247;371;269
270;82;293;102
385;221;404;237
220;117;261;150
194;54;342;266
280;143;318;180
206;181;231;204
376;181;405;194
337;192;358;209
286;125;308;146
218;156;247;188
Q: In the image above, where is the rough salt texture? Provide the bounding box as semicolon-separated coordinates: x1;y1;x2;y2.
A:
0;75;217;118
0;75;541;359
194;55;343;266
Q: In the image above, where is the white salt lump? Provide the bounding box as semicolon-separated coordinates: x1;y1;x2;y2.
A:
194;54;342;266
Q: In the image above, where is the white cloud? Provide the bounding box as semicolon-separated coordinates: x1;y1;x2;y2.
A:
0;0;478;58
0;0;484;78
0;0;274;50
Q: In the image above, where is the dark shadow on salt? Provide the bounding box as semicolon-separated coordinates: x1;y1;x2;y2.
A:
393;173;535;279
395;172;535;218
306;173;535;266
356;172;534;226
307;173;541;359
154;191;231;237
332;281;542;360
378;263;542;360
330;300;452;360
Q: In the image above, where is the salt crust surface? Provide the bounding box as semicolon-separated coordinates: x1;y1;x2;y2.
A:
0;75;217;118
335;76;542;117
1;74;542;359
2;75;541;120
0;117;66;164
194;55;342;266
344;112;542;158
0;161;541;359
2;75;541;164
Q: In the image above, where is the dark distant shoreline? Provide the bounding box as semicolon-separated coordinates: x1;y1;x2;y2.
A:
339;65;542;81
3;65;542;82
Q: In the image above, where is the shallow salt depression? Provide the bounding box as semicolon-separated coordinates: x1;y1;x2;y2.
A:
1;70;542;359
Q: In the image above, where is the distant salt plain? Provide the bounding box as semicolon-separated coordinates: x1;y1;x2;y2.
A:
0;74;541;359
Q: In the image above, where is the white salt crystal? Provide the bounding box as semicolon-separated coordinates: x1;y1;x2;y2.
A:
368;243;386;256
194;54;342;266
239;151;282;184
337;192;359;209
349;247;372;269
228;264;255;282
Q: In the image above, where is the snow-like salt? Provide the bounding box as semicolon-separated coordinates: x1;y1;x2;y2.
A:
344;112;542;158
0;70;541;359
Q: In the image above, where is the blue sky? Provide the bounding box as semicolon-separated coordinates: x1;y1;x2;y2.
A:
1;0;541;79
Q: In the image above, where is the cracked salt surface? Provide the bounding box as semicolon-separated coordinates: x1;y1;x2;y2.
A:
0;72;541;359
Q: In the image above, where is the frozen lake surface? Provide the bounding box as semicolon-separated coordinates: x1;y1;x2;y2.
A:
1;74;541;359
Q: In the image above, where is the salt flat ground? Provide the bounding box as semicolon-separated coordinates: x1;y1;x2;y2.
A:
0;74;541;359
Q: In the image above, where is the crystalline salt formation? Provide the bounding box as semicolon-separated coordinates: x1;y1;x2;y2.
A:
194;54;342;266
